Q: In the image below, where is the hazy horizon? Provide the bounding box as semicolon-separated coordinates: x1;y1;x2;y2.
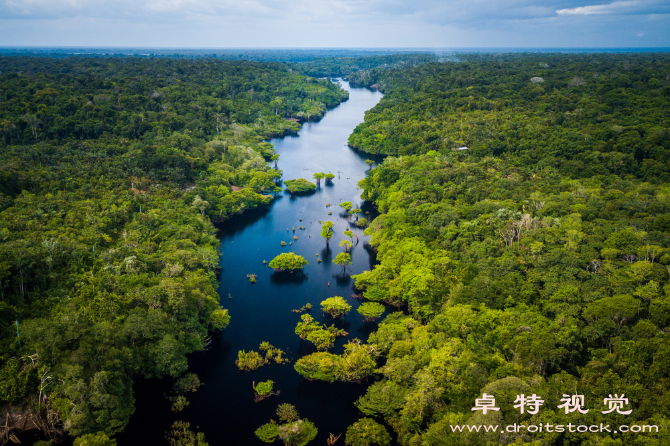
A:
1;1;668;49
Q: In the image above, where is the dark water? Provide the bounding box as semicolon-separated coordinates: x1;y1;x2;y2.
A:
119;80;384;445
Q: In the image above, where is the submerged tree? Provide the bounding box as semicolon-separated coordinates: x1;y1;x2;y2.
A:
276;403;300;423
321;221;334;245
339;239;353;252
344;229;358;244
325;172;335;183
321;296;352;318
255;406;318;446
269;252;308;272
253;380;279;402
334;252;352;273
364;159;374;170
295;314;321;340
236;350;266;371
313;172;325;186
285;178;316;194
339;201;352;214
349;208;362;222
271;153;280;167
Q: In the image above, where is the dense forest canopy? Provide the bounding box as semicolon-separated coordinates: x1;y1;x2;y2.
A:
348;53;670;182
0;56;349;441
2;50;670;446
330;53;670;445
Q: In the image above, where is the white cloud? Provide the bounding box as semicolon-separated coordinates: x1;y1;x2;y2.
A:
556;1;639;16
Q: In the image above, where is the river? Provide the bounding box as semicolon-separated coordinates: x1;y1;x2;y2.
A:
119;80;384;445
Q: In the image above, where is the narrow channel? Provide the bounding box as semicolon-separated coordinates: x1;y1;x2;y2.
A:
120;80;384;445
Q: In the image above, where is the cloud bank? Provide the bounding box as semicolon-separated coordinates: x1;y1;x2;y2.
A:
0;0;668;47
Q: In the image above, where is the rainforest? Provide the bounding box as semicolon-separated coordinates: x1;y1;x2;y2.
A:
1;51;669;446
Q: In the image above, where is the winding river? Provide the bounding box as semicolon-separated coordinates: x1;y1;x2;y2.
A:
119;80;384;445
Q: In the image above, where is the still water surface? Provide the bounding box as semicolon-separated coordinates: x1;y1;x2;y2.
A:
120;80;384;445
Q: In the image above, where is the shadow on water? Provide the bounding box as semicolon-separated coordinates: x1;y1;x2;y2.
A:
332;272;352;286
270;271;309;284
119;80;388;446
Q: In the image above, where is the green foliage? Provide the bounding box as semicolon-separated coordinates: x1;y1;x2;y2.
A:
295;314;320;340
0;55;350;436
268;252;308;272
339;240;353;252
255;423;280;443
254;380;274;396
324;172;335;183
172;373;202;395
166;421;209;446
284;178;316;194
320;296;352;318
294;340;376;383
348;52;670;446
306;329;336;351
334;252;352;271
294;352;340;382
72;433;117;446
357;302;385;322
320;221;334;244
276;403;300;423
277;419;318;446
355;218;368;228
235;350;266;372
339;201;353;213
171;395;190;412
345;418;391;446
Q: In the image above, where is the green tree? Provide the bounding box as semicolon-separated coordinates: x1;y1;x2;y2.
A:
72;433;117;446
357;302;385;322
268;252;308;272
355;218;368;228
313;172;325;186
192;195;210;217
294;352;340;382
255;423;280;443
339;201;353;214
277;419;318;446
325;172;335;183
321;221;334;245
295;314;321;340
321;296;352;318
339;240;353;252
166;421;209;446
277;403;300;423
344;229;358;244
285;178;316;193
345;418;391;446
334;252;352;273
236;350;266;371
306;328;336;351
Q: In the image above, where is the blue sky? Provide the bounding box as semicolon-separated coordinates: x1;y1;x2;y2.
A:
0;0;668;47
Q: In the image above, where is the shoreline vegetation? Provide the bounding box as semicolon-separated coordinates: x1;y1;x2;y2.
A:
0;55;349;443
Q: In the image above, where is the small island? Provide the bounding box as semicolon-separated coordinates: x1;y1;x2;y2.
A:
284;178;316;194
268;252;309;272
